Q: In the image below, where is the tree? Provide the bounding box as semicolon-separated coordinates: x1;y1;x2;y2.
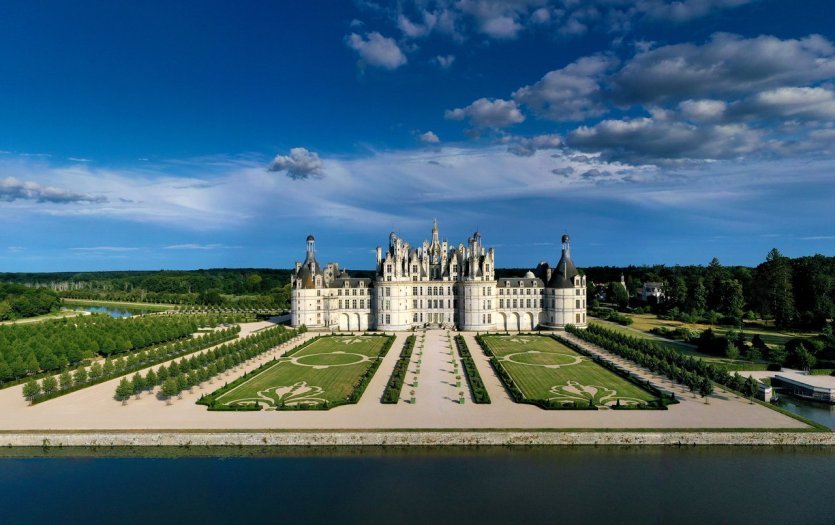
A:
698;377;714;401
744;376;758;400
115;377;132;404
689;278;707;313
705;257;727;311
720;279;745;319
665;276;688;310
131;373;144;398
73;366;88;386
606;282;629;310
59;370;73;391
795;346;817;372
88;362;104;380
161;378;180;404
22;379;41;403
754;249;796;327
41;375;58;395
145;369;158;391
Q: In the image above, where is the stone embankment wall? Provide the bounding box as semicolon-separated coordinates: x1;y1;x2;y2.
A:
2;431;833;448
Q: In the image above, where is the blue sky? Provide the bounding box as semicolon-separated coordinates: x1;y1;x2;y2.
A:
1;0;834;272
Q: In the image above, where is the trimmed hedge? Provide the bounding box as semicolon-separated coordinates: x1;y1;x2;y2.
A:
381;335;416;404
453;336;490;404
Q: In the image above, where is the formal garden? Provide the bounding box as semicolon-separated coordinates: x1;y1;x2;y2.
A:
477;334;661;409
202;334;393;410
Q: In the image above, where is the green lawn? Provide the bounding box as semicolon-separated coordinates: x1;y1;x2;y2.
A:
61;298;176;311
481;335;658;407
215;335;389;409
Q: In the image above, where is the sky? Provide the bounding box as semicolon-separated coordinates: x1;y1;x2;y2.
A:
1;0;834;272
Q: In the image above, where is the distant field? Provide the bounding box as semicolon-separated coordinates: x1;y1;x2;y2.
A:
215;335;389;409
61;298;175;311
627;314;816;347
591;318;771;372
481;335;657;407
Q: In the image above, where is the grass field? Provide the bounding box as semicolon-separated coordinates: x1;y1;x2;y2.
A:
61;298;176;311
590;318;770;371
215;335;389;409
626;313;817;347
481;335;658;407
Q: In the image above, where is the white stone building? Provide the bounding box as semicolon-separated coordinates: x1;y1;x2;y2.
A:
641;282;665;303
290;221;587;331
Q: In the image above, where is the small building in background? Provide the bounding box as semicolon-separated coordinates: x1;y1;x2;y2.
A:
641;282;665;304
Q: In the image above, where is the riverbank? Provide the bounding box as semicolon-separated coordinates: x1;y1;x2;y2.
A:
3;430;833;448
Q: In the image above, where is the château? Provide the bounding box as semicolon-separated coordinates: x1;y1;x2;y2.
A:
291;221;587;331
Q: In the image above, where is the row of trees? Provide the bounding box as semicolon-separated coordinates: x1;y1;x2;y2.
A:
0;283;60;321
1;313;245;384
119;325;300;403
586;250;833;329
381;335;415;404
566;324;763;400
20;326;241;403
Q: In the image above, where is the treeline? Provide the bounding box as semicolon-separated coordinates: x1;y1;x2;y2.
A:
2;268;293;309
585;250;834;330
0;283;60;321
0;313;243;383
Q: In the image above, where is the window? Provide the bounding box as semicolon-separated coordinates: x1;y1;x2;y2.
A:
338;290;342;296
576;313;581;323
353;300;357;309
447;299;451;308
352;289;357;296
500;299;504;308
499;289;504;296
386;314;391;324
420;313;423;322
387;276;392;281
482;314;486;323
576;300;580;308
413;313;418;322
316;290;321;297
487;300;491;309
360;300;364;308
413;300;418;308
384;300;390;310
338;300;342;309
487;314;491;323
447;286;451;295
513;299;518;308
412;265;418;273
413;287;418;295
385;287;391;297
487;287;491;295
386;264;392;273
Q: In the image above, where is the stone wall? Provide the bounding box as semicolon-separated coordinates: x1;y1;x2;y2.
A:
2;431;832;448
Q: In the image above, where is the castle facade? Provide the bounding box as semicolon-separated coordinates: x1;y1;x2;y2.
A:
290;221;587;332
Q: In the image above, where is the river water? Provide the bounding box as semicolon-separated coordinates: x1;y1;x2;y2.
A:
1;447;832;524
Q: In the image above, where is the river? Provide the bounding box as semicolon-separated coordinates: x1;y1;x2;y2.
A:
0;446;832;524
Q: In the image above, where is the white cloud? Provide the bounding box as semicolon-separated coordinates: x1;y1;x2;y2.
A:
612;33;835;104
506;134;562;156
419;131;441;143
567;117;761;164
731;87;835;121
71;246;139;252
433;54;456;68
513;55;616;121
163;243;228;250
0;176;106;204
445;97;525;128
679;99;727;121
346;31;407;69
267;147;324;180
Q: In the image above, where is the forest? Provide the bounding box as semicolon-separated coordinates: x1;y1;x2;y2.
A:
0;283;61;321
0;268;292;309
581;250;834;331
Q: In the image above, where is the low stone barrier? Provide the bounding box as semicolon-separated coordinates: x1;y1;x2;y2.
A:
2;430;833;448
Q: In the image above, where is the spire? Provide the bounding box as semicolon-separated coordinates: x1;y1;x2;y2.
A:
432;218;439;244
306;235;315;257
